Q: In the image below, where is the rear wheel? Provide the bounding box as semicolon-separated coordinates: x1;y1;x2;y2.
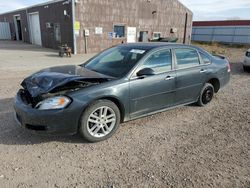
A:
197;83;214;107
79;100;120;142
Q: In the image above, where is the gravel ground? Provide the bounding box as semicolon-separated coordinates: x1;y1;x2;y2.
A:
0;41;249;188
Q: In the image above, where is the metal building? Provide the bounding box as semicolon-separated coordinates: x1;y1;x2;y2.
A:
0;0;193;54
192;20;250;45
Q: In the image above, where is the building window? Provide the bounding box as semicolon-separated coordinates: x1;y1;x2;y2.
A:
114;25;125;38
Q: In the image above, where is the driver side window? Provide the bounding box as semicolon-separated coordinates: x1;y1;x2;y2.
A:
142;49;172;74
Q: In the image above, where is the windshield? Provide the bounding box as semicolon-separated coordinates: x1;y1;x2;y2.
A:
84;46;148;77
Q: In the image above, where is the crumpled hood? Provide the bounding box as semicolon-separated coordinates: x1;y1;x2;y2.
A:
21;65;113;97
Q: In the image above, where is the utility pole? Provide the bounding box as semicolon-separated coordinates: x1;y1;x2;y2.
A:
72;0;77;54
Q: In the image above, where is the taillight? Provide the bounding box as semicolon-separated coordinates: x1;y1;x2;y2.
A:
227;62;231;73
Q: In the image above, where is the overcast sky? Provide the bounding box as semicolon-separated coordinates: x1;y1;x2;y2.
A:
0;0;250;21
179;0;250;20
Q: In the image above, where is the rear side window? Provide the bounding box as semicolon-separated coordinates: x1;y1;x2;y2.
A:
199;52;211;64
175;49;200;69
142;49;172;74
246;51;250;57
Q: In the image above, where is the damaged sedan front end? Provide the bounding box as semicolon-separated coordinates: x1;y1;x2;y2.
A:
19;65;113;107
14;65;114;135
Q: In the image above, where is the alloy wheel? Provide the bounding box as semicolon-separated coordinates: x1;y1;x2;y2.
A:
87;106;116;138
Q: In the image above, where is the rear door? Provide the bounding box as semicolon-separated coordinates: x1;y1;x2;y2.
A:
174;48;205;104
129;48;176;118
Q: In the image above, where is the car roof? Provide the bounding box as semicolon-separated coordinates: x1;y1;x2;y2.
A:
117;42;200;50
247;49;250;52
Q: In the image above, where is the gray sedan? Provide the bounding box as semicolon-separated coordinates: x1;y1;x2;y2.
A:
14;43;231;142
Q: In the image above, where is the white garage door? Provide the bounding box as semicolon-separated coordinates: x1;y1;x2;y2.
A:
29;13;42;46
0;22;11;40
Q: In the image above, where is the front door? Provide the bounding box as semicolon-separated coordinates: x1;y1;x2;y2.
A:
14;15;22;41
16;19;22;41
129;49;176;118
174;48;205;104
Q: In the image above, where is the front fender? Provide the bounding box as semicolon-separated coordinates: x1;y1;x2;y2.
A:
68;80;130;122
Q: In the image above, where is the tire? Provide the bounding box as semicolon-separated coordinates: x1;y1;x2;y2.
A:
79;100;121;142
197;83;215;107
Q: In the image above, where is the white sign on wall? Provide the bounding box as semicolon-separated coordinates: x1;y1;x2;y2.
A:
84;29;90;36
127;27;137;43
95;27;103;35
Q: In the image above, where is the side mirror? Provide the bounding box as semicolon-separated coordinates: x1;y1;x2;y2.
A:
136;68;155;77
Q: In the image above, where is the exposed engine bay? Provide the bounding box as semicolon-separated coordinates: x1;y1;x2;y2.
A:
20;71;112;108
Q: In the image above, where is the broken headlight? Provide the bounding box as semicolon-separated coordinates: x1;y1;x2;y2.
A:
36;96;71;110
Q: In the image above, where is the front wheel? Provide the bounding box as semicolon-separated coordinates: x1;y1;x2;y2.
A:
197;83;214;107
79;100;121;142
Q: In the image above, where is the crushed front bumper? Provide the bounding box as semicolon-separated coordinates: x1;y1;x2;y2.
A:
14;90;84;136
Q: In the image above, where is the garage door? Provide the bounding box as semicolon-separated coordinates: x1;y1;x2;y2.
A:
0;22;11;40
29;13;42;46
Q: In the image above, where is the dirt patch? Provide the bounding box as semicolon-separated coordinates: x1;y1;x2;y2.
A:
0;41;249;187
194;42;249;63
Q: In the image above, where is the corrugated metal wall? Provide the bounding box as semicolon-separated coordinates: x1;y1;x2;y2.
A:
192;26;250;44
0;22;11;40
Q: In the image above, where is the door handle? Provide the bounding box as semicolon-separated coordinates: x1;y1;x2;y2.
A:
165;76;175;81
200;69;207;73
